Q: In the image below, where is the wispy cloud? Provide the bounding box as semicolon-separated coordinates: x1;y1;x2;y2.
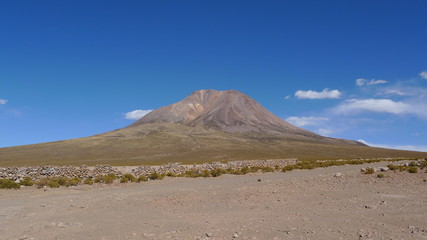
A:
334;98;410;115
0;99;8;104
383;89;409;96
125;109;152;120
358;140;427;152
286;116;329;127
420;71;427;80
355;78;388;86
295;88;341;99
316;128;333;136
332;98;427;119
378;85;427;98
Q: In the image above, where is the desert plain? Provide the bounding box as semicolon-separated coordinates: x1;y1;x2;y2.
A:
1;161;426;240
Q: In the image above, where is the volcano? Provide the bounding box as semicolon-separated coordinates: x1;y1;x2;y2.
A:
0;89;424;166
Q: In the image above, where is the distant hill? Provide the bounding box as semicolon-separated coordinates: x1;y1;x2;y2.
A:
0;89;425;166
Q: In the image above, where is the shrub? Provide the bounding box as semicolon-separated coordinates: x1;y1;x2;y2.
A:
229;169;244;175
408;167;418;173
210;168;226;177
103;174;117;184
67;177;81;186
138;176;148;182
261;167;275;173
123;173;137;182
387;164;398;171
35;178;50;188
201;170;211;177
184;170;197;178
54;177;68;186
83;178;94;185
94;175;102;183
241;167;250;174
149;172;164;180
166;172;177;177
408;161;417;167
120;177;129;183
47;180;60;188
282;165;295;172
377;173;385;178
364;168;375;174
19;177;34;186
0;179;20;189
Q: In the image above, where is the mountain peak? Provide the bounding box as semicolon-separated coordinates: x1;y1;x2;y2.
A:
128;89;313;135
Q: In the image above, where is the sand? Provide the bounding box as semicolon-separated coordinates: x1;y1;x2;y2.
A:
1;161;426;240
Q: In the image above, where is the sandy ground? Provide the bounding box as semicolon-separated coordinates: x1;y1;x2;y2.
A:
1;161;426;240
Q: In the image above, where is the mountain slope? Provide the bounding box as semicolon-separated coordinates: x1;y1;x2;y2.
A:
127;89;361;146
0;89;425;167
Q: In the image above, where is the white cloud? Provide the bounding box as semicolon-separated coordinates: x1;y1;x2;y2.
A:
356;78;388;86
420;71;427;80
284;95;291;100
295;88;341;99
333;98;427;119
379;86;427;97
0;99;7;104
358;139;427;152
125;109;152;120
286;116;329;127
383;89;409;96
334;98;411;115
355;79;365;86
316;128;333;136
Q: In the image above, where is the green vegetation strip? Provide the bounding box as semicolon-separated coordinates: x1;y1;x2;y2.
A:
1;159;426;189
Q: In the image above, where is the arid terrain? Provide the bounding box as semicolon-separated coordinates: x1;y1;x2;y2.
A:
1;161;426;240
1;90;425;167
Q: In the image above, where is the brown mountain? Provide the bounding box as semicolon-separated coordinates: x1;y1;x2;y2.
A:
0;89;425;167
127;89;360;145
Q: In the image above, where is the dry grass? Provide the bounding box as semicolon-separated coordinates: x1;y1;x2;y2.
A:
0;123;425;167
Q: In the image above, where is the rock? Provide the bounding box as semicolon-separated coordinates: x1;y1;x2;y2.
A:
257;179;261;182
381;167;390;172
364;205;377;209
205;233;213;237
334;173;343;177
57;222;68;228
142;233;155;238
232;233;239;238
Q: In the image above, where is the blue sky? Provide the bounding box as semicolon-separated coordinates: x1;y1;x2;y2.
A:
1;1;426;151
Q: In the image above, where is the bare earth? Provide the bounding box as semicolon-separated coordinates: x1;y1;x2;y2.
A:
1;162;426;240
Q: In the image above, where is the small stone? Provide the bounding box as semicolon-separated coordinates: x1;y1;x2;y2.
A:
257;179;261;182
379;167;389;172
142;233;155;238
364;205;377;209
205;233;213;237
233;233;239;238
57;222;67;228
334;173;343;177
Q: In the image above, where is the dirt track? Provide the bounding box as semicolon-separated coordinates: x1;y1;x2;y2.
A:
1;161;426;240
